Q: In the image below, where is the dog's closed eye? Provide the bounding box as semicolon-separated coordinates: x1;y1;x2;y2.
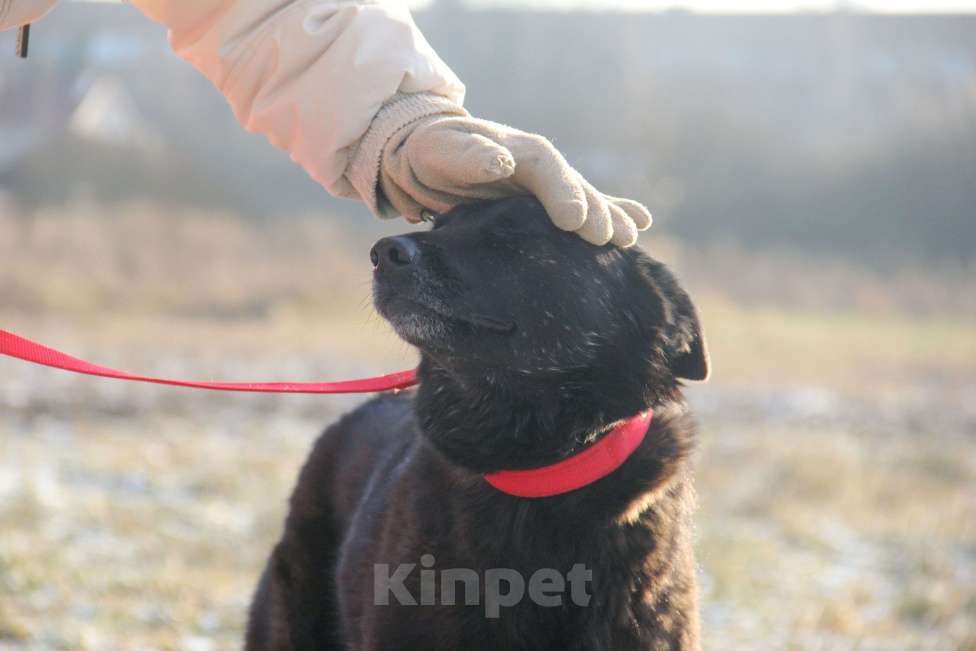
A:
468;314;517;334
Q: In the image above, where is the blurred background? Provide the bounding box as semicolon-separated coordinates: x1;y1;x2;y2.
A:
1;1;974;649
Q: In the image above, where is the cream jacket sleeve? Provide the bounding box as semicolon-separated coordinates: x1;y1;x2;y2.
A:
129;0;467;210
0;0;56;27
3;0;653;244
1;0;466;213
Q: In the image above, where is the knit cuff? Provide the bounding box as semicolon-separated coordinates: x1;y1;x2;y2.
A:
346;92;467;218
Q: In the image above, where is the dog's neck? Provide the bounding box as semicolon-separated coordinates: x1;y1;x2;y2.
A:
414;363;699;644
412;356;700;646
413;356;679;474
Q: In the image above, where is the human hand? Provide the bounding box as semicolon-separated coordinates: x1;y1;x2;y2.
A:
378;111;652;247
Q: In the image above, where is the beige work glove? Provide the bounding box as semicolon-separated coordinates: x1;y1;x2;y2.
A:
350;95;652;247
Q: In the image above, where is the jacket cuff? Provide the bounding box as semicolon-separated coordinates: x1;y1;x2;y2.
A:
346;92;467;218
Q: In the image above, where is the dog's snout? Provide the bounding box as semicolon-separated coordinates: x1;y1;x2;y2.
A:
370;236;419;270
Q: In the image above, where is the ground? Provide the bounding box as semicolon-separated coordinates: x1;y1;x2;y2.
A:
1;208;974;650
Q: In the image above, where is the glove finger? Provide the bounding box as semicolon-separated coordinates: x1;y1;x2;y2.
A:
607;196;653;231
507;134;587;231
408;125;516;192
573;178;613;246
608;202;639;248
380;167;436;223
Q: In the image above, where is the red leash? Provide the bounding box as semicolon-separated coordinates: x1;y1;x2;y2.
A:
0;329;418;394
2;328;655;498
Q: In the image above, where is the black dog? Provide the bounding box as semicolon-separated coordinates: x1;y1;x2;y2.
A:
245;196;709;650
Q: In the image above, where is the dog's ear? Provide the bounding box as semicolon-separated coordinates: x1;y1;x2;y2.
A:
634;256;711;382
666;284;710;382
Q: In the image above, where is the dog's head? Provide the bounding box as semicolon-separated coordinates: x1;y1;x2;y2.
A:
372;197;708;470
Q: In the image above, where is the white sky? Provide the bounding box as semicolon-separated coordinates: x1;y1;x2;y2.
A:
84;0;976;12
434;0;976;12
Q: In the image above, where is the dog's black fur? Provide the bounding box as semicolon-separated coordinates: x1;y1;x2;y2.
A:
245;197;709;650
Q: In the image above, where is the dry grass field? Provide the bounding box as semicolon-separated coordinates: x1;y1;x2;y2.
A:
1;206;974;650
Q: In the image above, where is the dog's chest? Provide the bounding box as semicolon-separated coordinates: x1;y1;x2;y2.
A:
339;468;694;650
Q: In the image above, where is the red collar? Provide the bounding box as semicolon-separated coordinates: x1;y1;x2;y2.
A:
483;411;653;498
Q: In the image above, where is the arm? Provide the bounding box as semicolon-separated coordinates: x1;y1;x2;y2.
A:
5;0;652;245
129;0;466;210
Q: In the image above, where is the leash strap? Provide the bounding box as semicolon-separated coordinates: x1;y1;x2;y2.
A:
0;329;418;394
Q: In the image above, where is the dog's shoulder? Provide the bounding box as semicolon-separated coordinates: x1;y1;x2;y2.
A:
330;391;416;441
288;391;418;527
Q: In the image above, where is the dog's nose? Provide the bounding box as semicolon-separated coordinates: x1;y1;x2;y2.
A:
370;236;419;270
